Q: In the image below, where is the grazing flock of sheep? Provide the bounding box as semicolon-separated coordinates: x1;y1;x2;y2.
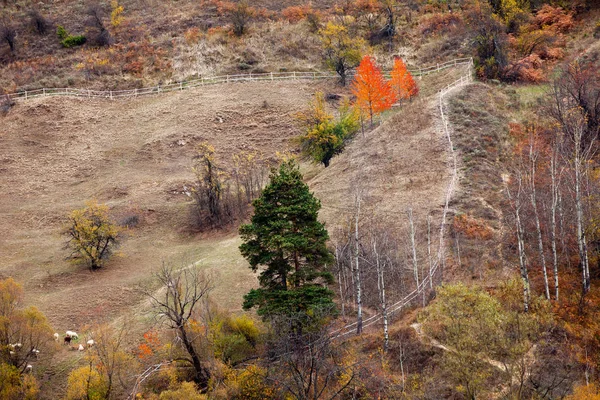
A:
60;330;95;350
9;330;95;373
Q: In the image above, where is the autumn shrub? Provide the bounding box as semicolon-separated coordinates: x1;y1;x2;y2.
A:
532;4;573;33
29;10;49;35
157;381;206;400
505;54;545;82
281;5;308;23
0;94;15;115
192;144;270;229
216;0;257;36
419;13;462;36
0;364;39;399
1;24;16;53
236;365;277;399
66;365;108;400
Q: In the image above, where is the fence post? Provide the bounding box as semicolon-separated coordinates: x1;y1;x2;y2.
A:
110;90;113;100
227;75;229;83
180;82;183;90
157;86;161;94
42;88;46;97
24;91;27;100
293;71;296;80
270;72;273;81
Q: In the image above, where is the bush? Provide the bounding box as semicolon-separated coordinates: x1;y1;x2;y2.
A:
29;10;49;35
1;24;16;53
61;34;87;48
0;94;15;115
56;25;68;40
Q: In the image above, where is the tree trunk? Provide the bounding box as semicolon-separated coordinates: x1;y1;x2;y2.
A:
529;136;550;300
550;148;560;301
179;325;210;391
408;209;419;290
506;174;530;312
574;127;591;296
354;196;362;334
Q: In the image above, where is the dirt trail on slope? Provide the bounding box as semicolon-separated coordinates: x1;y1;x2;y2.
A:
310;65;469;234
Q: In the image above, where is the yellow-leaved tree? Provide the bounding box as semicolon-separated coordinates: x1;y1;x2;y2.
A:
319;22;366;86
65;200;121;270
0;277;53;398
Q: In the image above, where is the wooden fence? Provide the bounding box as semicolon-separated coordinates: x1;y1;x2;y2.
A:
5;58;473;102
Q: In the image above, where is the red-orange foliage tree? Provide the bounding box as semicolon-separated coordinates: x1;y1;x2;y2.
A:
390;57;418;101
351;55;395;126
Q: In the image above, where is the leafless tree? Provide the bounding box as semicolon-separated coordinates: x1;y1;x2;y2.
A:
505;171;531;312
144;264;213;391
527;126;550;300
353;193;363;334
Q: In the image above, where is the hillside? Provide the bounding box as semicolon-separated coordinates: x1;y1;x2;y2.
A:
2;0;600;399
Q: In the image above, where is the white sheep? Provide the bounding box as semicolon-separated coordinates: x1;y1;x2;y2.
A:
86;340;95;347
25;364;32;372
31;349;40;358
66;331;79;339
78;344;85;351
53;333;60;341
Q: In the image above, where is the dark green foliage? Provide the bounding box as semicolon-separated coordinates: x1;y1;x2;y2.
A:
57;25;86;48
61;35;87;48
240;160;335;318
243;286;335;318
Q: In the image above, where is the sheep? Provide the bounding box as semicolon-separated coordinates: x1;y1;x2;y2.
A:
9;351;15;356
53;333;60;341
86;339;95;347
31;349;40;358
25;364;32;372
78;344;85;351
64;336;72;345
65;331;79;339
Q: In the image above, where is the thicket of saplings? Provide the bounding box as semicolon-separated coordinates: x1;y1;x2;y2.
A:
190;143;272;230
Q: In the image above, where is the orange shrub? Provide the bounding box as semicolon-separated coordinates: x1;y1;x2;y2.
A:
419;13;462;36
453;214;493;241
184;27;202;44
281;5;309;23
533;5;573;33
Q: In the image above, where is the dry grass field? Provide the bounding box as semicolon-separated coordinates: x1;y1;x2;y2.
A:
0;65;467;396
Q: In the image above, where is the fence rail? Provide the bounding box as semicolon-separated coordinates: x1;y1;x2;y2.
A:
5;58;473;102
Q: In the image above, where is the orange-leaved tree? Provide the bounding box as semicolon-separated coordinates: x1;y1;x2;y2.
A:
390;57;418;101
352;55;395;126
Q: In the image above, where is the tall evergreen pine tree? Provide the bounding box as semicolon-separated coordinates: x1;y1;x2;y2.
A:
240;160;335;317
